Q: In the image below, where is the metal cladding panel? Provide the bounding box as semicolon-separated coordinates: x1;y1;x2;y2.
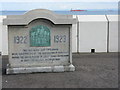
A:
107;15;118;52
107;15;118;21
78;15;108;22
72;15;77;53
77;15;108;52
0;16;8;55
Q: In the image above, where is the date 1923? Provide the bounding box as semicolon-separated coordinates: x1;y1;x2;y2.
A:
54;35;66;43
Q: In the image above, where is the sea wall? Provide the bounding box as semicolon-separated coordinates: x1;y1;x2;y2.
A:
0;15;118;55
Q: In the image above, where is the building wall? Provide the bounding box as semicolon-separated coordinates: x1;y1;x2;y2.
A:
0;16;8;55
0;15;118;55
0;16;2;53
78;15;108;53
79;21;108;52
72;15;78;53
107;15;118;52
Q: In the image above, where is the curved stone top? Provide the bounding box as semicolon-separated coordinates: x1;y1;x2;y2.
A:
3;9;77;25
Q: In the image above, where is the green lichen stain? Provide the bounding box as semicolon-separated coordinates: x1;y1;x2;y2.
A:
30;25;51;47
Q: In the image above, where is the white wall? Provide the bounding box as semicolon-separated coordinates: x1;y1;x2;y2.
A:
107;15;118;52
0;16;2;53
0;16;8;55
78;15;108;53
0;15;118;55
72;15;78;53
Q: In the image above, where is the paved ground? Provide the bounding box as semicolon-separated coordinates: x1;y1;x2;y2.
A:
0;54;2;90
1;53;119;88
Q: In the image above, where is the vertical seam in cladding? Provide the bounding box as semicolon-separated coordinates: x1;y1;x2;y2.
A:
69;26;72;64
105;15;109;53
76;15;79;53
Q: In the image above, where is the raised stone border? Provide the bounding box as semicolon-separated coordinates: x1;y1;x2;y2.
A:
6;64;75;74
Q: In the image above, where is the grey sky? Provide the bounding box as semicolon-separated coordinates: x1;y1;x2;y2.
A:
1;0;119;2
1;2;118;11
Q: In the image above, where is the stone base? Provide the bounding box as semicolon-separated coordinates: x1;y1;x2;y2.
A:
6;64;75;74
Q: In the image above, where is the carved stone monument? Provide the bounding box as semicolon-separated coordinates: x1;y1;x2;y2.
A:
3;9;77;74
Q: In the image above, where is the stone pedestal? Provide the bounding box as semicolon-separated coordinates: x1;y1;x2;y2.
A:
3;9;77;74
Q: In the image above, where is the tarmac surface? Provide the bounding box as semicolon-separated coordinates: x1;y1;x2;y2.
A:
1;53;119;88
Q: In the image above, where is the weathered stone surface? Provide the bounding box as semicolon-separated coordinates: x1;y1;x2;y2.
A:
6;65;75;74
3;9;77;74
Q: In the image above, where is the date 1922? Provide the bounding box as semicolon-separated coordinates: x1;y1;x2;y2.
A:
14;36;27;44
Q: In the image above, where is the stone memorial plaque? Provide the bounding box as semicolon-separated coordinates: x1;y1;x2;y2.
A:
3;9;77;74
